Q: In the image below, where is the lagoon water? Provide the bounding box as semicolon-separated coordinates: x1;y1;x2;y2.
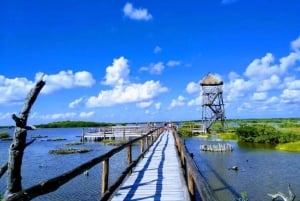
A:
1;128;300;201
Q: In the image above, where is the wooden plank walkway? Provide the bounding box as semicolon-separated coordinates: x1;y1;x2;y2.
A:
110;129;190;201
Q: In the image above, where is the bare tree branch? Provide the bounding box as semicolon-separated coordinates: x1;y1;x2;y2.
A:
0;162;8;178
268;184;296;201
3;77;45;200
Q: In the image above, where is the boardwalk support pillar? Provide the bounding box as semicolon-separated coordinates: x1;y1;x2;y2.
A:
101;159;109;194
127;145;132;175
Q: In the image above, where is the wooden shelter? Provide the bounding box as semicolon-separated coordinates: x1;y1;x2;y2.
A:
200;73;226;132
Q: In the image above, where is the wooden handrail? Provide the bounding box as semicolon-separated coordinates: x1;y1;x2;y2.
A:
172;128;219;201
5;127;164;201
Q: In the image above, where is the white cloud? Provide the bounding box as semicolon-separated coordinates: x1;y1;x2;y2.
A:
224;35;300;116
140;62;165;75
186;81;200;94
69;97;84;108
79;111;95;118
166;60;181;67
102;56;130;86
280;89;300;103
86;81;168;107
279;52;300;72
285;79;300;90
187;95;202;106
154;46;162;54
155;102;161;110
123;3;152;21
244;53;279;79
37;70;95;94
257;75;281;91
136;101;153;108
252;92;267;101
168;95;185;109
225;78;253;101
0;75;34;104
291;36;300;51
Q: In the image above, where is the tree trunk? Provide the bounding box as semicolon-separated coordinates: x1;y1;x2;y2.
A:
3;78;45;200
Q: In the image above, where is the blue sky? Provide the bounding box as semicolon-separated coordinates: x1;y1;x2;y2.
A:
1;0;300;125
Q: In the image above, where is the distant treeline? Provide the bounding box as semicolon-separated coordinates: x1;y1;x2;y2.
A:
227;117;300;124
35;121;116;128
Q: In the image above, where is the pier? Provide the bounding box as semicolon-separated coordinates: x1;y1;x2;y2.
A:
5;126;218;201
110;129;190;201
82;125;155;141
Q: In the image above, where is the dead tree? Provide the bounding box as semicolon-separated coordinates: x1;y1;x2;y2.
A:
3;77;45;200
268;184;296;201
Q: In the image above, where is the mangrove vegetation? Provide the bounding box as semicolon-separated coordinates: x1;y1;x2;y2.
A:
35;121;115;128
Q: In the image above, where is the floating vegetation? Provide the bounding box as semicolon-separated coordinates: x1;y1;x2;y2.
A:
49;147;92;154
0;132;9;139
47;138;67;141
101;139;128;146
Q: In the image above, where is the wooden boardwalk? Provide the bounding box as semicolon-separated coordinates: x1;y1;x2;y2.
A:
110;129;190;201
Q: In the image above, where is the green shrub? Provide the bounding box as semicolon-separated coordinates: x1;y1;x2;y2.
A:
236;124;300;144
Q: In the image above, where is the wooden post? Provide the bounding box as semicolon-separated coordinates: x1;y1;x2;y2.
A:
101;159;109;194
145;136;148;148
81;128;85;142
122;127;125;139
140;139;145;154
127;145;132;175
187;167;195;200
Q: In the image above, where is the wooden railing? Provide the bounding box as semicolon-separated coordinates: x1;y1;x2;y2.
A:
172;128;219;201
5;127;164;201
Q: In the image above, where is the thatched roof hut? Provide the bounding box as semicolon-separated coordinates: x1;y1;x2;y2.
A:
200;73;223;86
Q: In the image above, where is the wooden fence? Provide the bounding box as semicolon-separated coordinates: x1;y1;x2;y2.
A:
173;128;219;201
5;127;164;201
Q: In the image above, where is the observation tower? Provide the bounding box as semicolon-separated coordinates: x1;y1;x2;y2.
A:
200;73;226;133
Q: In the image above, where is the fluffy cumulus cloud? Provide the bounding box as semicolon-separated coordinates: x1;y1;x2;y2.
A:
187;95;202;106
224;35;300;115
0;70;95;105
87;81;167;107
291;36;300;51
38;70;95;94
168;95;185;109
102;56;130;86
0;75;34;104
123;3;152;21
186;81;200;94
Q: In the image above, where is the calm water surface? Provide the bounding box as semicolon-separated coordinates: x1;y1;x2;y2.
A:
1;128;300;201
185;137;300;201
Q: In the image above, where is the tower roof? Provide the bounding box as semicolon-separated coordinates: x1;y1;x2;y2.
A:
200;73;223;86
